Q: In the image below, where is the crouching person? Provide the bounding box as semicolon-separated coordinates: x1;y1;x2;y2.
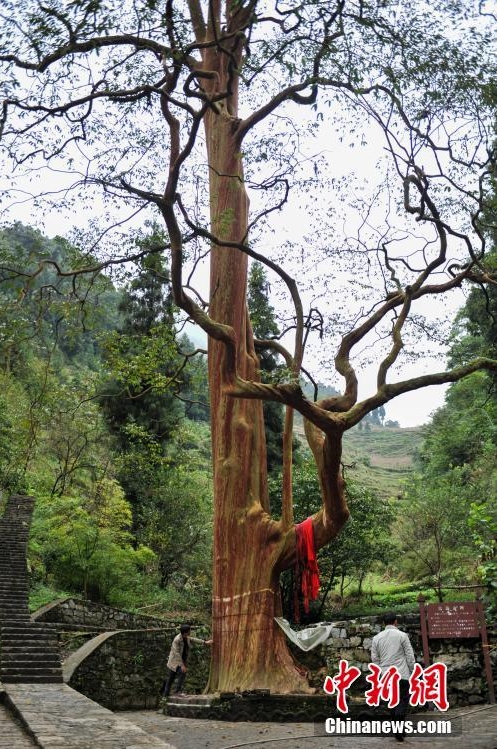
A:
163;623;213;697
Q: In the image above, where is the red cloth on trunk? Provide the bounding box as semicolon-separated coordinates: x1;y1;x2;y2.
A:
294;517;320;622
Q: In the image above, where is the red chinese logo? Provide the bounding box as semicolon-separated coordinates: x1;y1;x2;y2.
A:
323;659;361;714
409;662;449;711
365;663;400;708
322;661;449;713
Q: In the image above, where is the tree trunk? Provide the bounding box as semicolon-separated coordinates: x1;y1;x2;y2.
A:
197;7;349;694
202;104;310;691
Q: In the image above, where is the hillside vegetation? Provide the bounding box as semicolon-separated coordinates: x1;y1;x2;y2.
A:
342;426;424;500
0;224;494;622
295;420;424;500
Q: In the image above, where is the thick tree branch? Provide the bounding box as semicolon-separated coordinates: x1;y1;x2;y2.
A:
342;357;497;429
0;35;170;72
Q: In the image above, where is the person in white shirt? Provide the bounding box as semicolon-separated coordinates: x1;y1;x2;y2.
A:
371;612;415;742
162;623;213;697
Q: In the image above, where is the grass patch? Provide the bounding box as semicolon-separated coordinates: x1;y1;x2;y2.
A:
29;582;73;612
319;574;478;620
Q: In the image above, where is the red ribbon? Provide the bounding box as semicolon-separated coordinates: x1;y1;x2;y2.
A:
293;517;320;622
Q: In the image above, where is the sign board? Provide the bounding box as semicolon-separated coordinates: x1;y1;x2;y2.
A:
418;596;495;705
427;602;480;638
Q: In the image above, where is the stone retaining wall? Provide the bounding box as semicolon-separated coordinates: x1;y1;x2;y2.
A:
32;597;168;630
35;598;494;710
296;613;496;707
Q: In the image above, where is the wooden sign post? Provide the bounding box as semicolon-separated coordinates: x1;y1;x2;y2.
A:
418;596;495;704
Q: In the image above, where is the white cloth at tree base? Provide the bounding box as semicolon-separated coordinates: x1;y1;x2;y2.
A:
274;617;336;651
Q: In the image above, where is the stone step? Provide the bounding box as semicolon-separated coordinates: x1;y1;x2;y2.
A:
1;664;62;676
1;625;51;632
167;695;214;705
0;618;32;624
164;700;214;719
0;663;62;680
0;617;32;624
0;601;29;606
0;600;30;605
0;549;28;554
1;636;59;646
1;650;61;660
1;623;52;631
0;633;59;644
0;568;28;573
0;583;29;589
1;646;60;655
1;665;62;676
1;661;61;672
1;674;63;683
0;634;58;643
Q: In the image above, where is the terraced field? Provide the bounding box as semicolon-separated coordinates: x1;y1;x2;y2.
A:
295;422;425;500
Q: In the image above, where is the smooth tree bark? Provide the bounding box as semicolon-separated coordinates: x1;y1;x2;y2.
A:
0;0;495;693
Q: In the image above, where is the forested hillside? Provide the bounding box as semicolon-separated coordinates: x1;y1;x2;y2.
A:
0;224;494;620
0;223;213;613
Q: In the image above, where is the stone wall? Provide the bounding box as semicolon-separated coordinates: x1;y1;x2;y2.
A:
33;597;169;631
65;626;212;710
37;598;494;710
293;613;496;707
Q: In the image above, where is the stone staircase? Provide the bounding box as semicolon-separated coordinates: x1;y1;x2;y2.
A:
164;694;215;718
0;494;63;684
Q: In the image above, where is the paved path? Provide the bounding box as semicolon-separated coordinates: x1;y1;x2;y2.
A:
0;703;38;748
1;685;495;749
3;684;176;749
119;704;497;749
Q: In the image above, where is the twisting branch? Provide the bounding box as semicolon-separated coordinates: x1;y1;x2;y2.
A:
174;194;306;370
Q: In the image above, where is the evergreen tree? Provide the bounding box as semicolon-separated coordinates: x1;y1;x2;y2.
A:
401;274;496;601
100;250;184;448
248;262;285;474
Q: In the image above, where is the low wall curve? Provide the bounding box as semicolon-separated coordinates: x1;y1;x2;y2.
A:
64;627;212;710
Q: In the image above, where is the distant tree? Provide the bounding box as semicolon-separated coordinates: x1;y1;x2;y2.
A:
248;262;290;474
177;333;209;422
401;258;496;599
31;479;156;604
398;472;475;601
100;248;184;448
136;420;213;589
0;223;120;370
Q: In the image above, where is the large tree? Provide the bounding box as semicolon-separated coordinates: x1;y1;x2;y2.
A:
0;1;495;693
